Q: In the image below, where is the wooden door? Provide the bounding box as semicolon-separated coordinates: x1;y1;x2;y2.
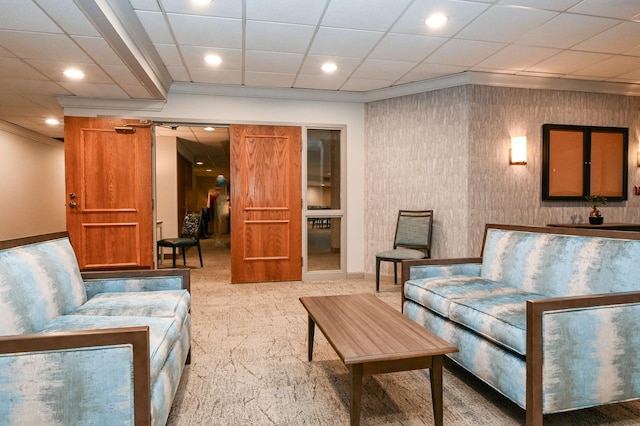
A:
64;116;153;270
230;124;302;283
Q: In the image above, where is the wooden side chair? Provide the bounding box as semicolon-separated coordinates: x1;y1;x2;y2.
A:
157;212;204;268
375;210;433;292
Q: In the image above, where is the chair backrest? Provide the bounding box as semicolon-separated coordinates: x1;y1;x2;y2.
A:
394;210;433;256
180;212;202;238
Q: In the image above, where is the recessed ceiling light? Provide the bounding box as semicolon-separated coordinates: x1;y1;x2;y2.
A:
45;118;60;125
63;69;85;79
192;0;212;5
425;14;448;28
196;161;204;165
321;62;337;73
204;55;222;65
204;126;215;131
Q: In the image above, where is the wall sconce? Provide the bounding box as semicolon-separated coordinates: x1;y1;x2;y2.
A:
510;136;527;165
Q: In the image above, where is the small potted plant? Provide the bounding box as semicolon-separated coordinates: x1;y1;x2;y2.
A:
585;195;607;224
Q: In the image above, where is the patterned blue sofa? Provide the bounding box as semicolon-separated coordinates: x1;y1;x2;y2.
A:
0;232;191;425
402;224;640;425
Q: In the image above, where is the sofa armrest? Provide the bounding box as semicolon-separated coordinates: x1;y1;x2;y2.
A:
0;327;151;425
526;291;640;426
82;268;190;299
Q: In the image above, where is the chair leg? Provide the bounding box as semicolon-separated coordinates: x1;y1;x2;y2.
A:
393;262;398;284
376;258;381;292
197;242;203;267
182;247;187;265
171;247;177;268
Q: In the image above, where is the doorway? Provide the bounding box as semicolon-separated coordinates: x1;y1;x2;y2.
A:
154;124;231;267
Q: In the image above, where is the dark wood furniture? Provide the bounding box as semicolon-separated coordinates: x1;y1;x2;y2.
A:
547;222;640;231
299;293;457;426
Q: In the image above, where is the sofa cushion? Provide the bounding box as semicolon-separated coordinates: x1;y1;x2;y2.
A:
40;315;180;384
404;275;521;318
0;237;86;336
448;291;549;355
71;290;190;325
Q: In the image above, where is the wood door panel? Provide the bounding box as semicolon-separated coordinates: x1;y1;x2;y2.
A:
65;117;153;270
82;223;140;268
82;129;137;211
230;125;301;283
244;136;289;209
244;220;290;260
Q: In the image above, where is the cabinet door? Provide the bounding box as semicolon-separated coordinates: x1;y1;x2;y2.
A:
590;131;625;197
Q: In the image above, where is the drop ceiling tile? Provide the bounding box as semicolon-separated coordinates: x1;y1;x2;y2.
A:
245;21;316;53
400;63;468;83
244;72;296;88
246;0;327;25
517;14;620;49
23;94;65;110
340;77;395;91
573;56;640;78
475;45;561;71
179;46;243;70
496;0;581;11
309;27;383;58
58;82;129;98
457;5;558;43
0;0;61;33
135;11;174;44
167;14;242;48
157;0;242;18
154;44;184;67
0;93;41;107
615;68;640;80
120;84;154;99
352;59;416;80
370;34;446;62
245;51;304;74
294;74;348;90
187;68;242;85
166;66;190;81
129;0;161;12
526;51;612;74
102;65;144;86
0;58;48;80
0;31;92;63
72;36;127;66
572;22;640;54
392;0;490;37
425;39;505;66
568;0;640;20
34;0;101;36
26;60;112;84
298;55;363;76
0;79;69;96
321;0;413;31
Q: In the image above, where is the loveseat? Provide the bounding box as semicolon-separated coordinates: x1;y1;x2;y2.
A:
401;224;640;425
0;232;191;425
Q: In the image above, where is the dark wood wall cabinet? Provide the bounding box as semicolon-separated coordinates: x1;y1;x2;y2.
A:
542;124;628;201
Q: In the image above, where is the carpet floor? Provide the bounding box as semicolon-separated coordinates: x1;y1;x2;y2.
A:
165;238;640;425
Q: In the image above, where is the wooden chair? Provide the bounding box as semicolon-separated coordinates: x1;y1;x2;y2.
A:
375;210;433;292
157;212;203;268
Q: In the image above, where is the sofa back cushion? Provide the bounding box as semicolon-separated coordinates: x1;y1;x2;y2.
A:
0;236;87;335
481;227;640;297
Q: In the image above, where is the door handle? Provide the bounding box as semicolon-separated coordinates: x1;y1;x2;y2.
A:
69;201;77;208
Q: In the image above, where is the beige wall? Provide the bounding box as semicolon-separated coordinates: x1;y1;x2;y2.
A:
0;120;66;240
365;85;640;275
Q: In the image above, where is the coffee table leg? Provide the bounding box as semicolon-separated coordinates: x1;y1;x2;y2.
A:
307;315;315;361
430;355;444;426
349;364;363;426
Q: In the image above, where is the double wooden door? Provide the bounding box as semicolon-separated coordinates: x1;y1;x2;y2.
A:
64;118;302;282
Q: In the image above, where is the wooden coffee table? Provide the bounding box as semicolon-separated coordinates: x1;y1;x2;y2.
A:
299;293;458;425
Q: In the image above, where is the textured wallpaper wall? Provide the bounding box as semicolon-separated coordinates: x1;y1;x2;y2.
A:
365;85;640;276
